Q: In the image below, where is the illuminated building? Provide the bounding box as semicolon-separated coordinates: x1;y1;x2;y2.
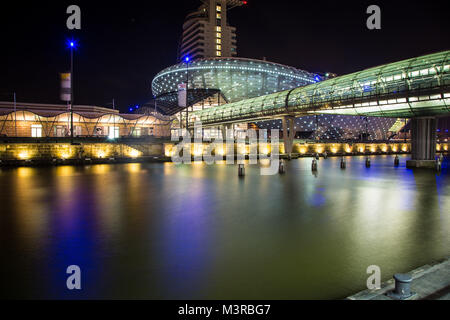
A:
152;57;315;112
179;0;246;62
151;57;315;135
0;102;172;138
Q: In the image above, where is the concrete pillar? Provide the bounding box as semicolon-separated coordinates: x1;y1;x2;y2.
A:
406;117;437;168
282;116;296;157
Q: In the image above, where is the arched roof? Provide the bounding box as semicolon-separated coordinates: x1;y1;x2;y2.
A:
152;57;316;103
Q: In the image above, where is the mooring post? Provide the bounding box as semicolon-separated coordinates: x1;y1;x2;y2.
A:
365;157;371;168
340;157;346;169
387;273;415;300
238;164;245;177
312;159;318;171
279;159;285;174
436;158;442;172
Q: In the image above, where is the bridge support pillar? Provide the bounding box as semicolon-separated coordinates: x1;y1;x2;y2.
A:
282;116;296;157
406;117;437;168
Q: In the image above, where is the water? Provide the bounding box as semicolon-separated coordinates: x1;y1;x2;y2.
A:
0;155;449;299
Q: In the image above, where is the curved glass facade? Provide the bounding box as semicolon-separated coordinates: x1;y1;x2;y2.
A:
152;57;316;103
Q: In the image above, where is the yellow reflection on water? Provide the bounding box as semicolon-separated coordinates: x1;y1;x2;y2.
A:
17;167;35;178
191;161;206;179
13;167;49;245
163;162;176;175
56;166;76;177
126;163;142;173
92;164;111;175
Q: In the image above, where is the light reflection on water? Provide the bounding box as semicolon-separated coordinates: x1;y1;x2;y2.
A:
0;155;449;299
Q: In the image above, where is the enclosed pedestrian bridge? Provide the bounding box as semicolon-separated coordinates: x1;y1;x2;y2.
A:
189;50;450;126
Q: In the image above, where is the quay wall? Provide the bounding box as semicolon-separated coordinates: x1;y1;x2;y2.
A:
163;141;449;157
0;141;448;166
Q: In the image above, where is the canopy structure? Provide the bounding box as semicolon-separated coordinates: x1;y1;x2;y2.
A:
145;89;224;116
190;50;450;127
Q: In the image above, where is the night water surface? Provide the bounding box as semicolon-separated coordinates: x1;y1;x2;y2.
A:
0;155;449;299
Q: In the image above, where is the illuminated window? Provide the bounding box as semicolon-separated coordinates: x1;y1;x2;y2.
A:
31;124;42;138
216;38;221;44
132;127;141;137
216;45;221;50
108;126;120;139
216;26;221;32
216;51;221;56
216;32;221;38
216;5;221;12
55;125;65;137
216;13;221;19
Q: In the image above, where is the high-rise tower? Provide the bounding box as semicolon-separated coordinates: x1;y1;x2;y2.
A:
178;0;245;62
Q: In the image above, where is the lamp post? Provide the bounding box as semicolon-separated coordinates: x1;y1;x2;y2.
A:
69;40;75;144
185;56;190;131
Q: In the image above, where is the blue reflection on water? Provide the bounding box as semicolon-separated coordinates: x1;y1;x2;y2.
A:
48;184;100;298
159;173;214;298
309;187;327;207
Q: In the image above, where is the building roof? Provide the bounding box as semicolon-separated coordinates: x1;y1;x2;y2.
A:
0;101;119;114
152;57;316;104
0;102;173;122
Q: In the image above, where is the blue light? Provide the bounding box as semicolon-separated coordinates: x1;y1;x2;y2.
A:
185;56;190;63
314;75;321;82
129;107;133;112
67;39;77;49
135;105;139;109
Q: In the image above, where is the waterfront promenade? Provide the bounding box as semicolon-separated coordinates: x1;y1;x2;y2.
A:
347;257;450;300
0;138;448;167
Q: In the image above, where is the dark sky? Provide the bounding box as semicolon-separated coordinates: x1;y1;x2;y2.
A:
1;0;449;112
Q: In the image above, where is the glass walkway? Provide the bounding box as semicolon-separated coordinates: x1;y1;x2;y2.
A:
190;50;450;127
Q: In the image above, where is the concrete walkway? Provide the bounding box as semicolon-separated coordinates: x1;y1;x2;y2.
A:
347;257;450;300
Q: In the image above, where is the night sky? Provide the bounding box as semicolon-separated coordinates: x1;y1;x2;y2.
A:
1;0;449;112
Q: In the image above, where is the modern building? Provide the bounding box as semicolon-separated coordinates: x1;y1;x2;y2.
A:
152;57;316;133
0;102;172;138
153;57;316;105
178;0;246;62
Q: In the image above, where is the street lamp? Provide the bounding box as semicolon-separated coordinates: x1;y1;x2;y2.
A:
185;56;190;131
68;40;76;143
